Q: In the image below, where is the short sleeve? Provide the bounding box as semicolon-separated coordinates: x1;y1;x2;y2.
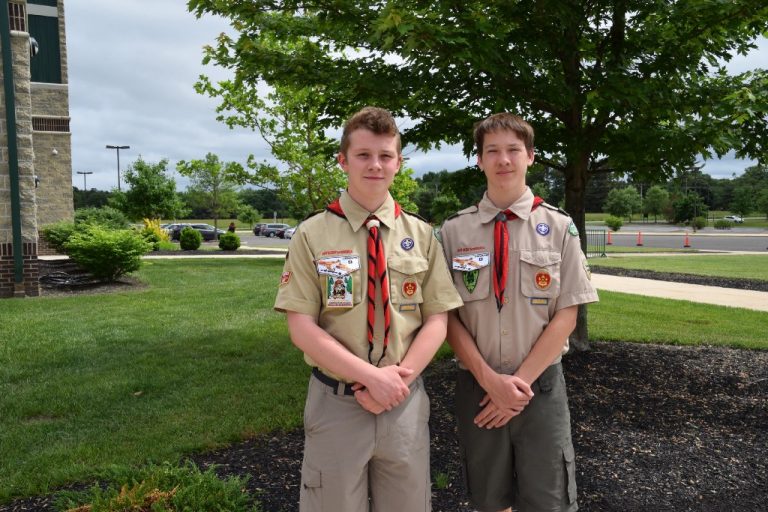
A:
555;225;599;310
419;229;464;317
273;226;322;317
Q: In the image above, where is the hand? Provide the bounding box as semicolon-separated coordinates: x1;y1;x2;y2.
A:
362;365;413;411
352;387;386;415
474;394;523;428
485;374;533;412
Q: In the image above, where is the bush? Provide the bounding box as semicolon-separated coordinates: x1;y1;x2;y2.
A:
140;218;170;251
179;226;202;250
691;216;707;230
40;221;77;252
604;215;623;232
64;225;152;281
55;461;258;512
714;219;733;230
74;206;130;229
218;232;241;251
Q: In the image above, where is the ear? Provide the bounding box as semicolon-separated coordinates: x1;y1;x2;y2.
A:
337;152;348;172
527;149;535;165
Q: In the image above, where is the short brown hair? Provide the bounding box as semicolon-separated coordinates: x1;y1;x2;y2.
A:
473;113;534;155
340;106;402;155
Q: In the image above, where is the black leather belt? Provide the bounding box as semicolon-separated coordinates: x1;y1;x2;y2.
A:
312;367;356;396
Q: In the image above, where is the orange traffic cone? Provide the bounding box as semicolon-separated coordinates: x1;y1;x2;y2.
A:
607;230;613;245
684;232;691;248
636;231;643;246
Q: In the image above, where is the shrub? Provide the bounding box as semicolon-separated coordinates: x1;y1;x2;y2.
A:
604;215;623;232
179;226;202;250
54;461;258;512
714;219;734;230
74;206;130;229
218;232;241;251
140;218;170;251
64;225;152;281
40;221;77;252
691;216;707;230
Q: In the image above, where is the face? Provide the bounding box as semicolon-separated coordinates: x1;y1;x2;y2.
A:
338;128;402;208
477;129;534;195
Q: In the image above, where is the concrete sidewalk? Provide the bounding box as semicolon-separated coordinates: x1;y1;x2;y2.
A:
592;273;768;312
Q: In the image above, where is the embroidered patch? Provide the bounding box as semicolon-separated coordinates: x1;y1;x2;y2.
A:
452;252;490;272
530;298;549;306
316;255;360;277
568;222;579;237
536;223;550;236
463;269;479;293
280;271;291;285
535;269;551;290
401;237;415;251
399;304;418;312
326;275;353;308
402;279;418;297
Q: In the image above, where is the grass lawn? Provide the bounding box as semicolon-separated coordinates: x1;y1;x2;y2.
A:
590;254;768;281
588;245;698;255
1;258;767;503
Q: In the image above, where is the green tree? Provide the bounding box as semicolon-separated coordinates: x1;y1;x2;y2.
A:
73;187;112;209
603;187;642;221
237;205;262;228
190;0;768;349
431;192;462;225
729;187;754;217
643;185;670;223
109;158;186;221
672;191;709;224
391;167;419;213
176;153;244;231
531;182;549;202
756;188;768;219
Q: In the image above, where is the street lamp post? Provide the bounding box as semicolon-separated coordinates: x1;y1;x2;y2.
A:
76;171;93;190
105;144;130;191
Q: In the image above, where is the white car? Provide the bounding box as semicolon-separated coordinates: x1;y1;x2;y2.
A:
723;215;744;224
283;227;296;239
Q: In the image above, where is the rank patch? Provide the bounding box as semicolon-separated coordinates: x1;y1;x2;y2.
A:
316;255;360;277
568;222;579;237
536;223;550;236
400;237;415;251
463;270;479;293
280;271;291;285
326;275;353;308
534;269;551;290
402;279;418;298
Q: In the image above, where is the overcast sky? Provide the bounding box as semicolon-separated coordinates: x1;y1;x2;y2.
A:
66;1;766;191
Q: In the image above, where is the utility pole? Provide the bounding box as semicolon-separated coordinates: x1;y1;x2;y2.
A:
106;145;130;191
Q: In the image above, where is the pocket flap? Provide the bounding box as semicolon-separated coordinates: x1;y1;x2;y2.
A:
302;466;322;489
520;250;561;267
389;256;429;275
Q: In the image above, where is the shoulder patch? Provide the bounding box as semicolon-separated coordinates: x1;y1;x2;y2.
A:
540;202;570;217
401;209;429;224
444;205;479;223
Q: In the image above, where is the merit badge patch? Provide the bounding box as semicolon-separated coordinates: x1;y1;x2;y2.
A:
568;222;579;237
400;237;415;251
326;275;353;308
316;255;360;277
535;269;551;290
463;269;479;293
280;271;291;286
536;223;550;236
402;279;418;298
452;252;490;272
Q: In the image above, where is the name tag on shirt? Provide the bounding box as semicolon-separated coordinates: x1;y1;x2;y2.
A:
316;255;360;277
452;252;490;272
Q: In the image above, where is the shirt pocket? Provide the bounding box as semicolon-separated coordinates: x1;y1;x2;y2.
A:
519;250;561;298
388;255;429;305
315;255;363;308
451;253;491;302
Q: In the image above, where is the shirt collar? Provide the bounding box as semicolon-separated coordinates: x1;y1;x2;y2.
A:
339;190;397;232
478;187;535;224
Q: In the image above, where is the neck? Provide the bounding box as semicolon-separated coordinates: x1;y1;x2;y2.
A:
487;184;527;210
347;189;389;213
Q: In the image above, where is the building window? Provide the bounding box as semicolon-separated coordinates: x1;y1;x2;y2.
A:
28;0;58;6
28;14;61;83
8;2;26;32
32;116;70;132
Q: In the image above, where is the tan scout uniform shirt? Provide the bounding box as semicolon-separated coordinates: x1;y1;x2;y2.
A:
441;187;598;374
275;191;462;381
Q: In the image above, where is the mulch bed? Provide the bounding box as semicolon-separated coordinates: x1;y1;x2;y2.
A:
4;270;766;511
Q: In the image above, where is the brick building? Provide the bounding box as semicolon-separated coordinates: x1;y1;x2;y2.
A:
1;0;71;298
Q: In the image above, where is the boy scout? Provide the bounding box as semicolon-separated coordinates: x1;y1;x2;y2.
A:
441;113;598;512
274;106;462;511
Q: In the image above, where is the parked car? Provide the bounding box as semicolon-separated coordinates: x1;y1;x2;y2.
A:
723;215;744;224
252;223;268;236
168;223;225;241
261;223;291;237
281;226;297;239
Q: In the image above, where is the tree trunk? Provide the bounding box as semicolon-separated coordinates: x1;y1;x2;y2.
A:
563;159;591;352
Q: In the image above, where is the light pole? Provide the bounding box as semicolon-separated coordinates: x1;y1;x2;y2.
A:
105;144;130;191
76;171;93;190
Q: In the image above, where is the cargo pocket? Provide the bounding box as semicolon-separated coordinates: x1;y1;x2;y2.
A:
520;250;561;298
300;466;323;509
388;255;428;305
562;443;577;504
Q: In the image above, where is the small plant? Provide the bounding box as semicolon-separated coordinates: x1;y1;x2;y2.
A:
604;215;623;232
691;216;707;231
40;221;77;252
218;232;241;251
74;206;130;230
55;461;259;512
714;219;733;230
179;226;202;250
140;219;170;251
64;225;152;281
434;471;450;490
